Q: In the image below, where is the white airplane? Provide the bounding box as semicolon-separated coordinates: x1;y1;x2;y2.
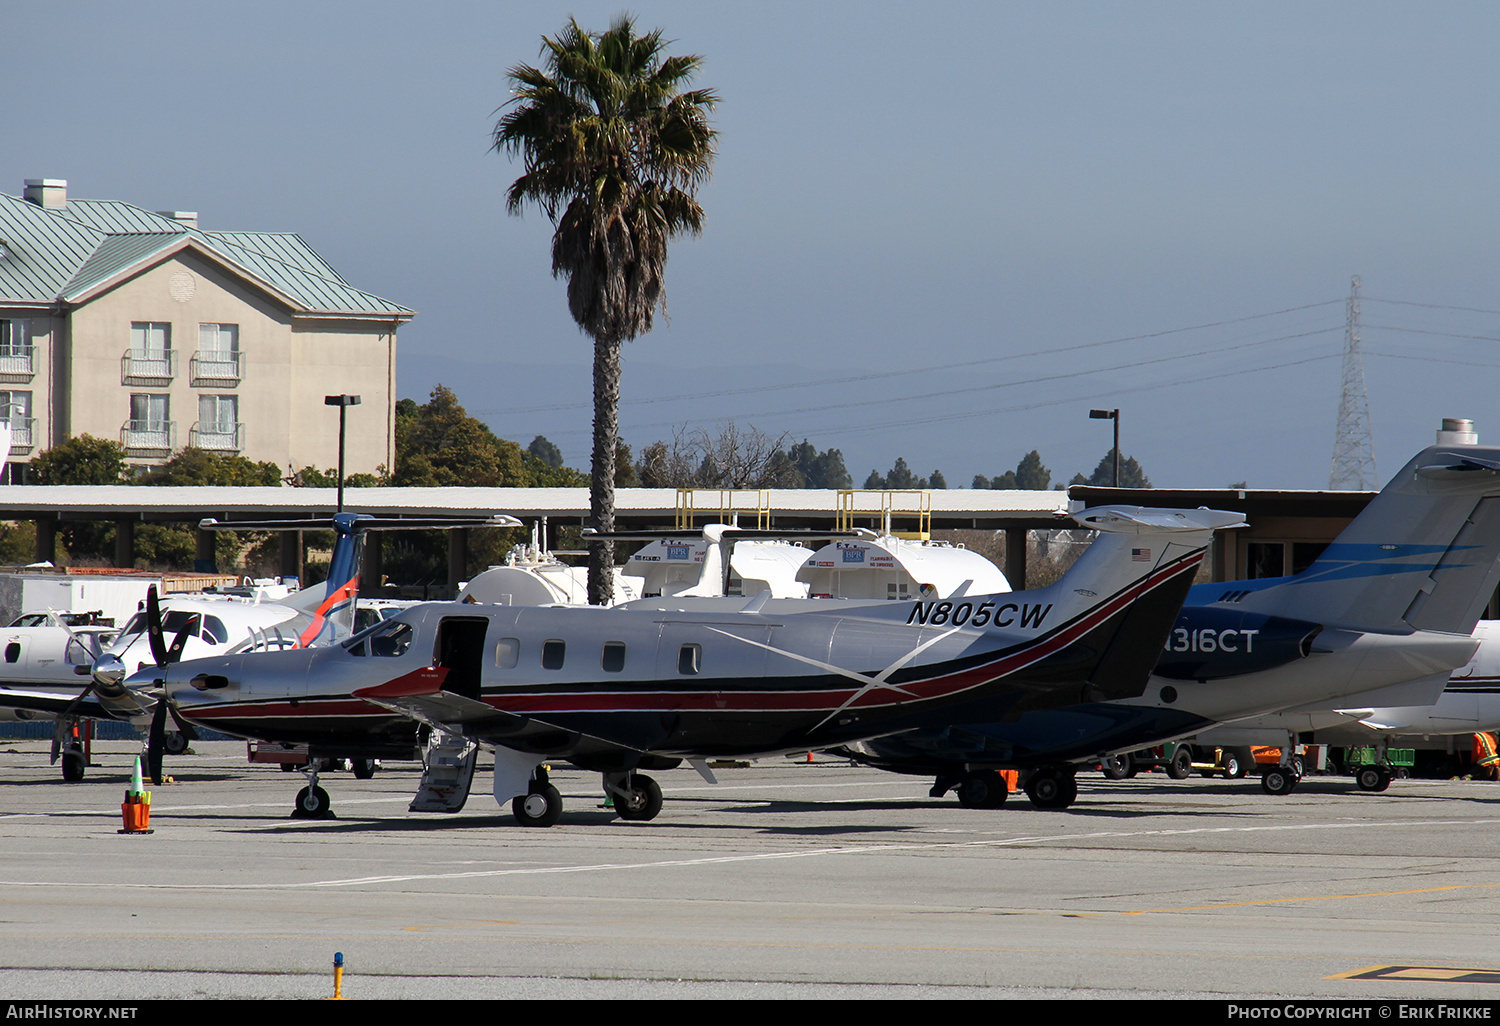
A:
836;443;1500;806
131;505;1239;823
1;512;518;781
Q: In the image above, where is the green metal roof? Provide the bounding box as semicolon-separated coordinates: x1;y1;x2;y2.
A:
0;192;413;320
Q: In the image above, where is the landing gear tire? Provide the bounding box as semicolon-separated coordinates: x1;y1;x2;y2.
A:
1166;747;1193;780
293;785;332;818
1101;754;1133;781
61;752;85;782
1261;766;1298;796
956;770;1009;809
614;774;663;821
1025;768;1078;810
1356;766;1392;792
512;784;563;827
352;758;377;780
162;732;189;756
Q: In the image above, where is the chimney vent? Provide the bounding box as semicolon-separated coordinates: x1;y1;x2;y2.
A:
22;179;67;209
155;211;198;230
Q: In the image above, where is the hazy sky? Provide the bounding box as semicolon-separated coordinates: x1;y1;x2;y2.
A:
7;1;1500;490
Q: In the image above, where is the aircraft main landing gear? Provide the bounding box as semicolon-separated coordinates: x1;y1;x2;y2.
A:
1356;765;1392;792
1024;766;1078;810
608;771;663;821
513;766;563;827
1260;763;1300;796
955;769;1008;809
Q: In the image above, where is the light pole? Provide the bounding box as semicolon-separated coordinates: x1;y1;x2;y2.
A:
324;394;361;512
1089;408;1120;487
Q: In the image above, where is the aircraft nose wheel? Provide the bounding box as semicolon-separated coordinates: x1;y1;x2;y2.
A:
512;783;562;827
292;785;333;818
612;773;663;821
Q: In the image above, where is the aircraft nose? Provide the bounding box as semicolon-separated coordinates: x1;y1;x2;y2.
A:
92;654;128;696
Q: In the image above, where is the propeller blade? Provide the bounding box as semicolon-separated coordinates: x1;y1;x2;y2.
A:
163;615;199;666
145;588;168;667
146;693;169;786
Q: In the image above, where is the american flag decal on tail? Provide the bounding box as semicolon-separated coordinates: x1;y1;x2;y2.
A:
1132;548;1151;562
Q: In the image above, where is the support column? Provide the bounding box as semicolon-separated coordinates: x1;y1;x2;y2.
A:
34;519;55;564
1004;527;1028;591
113;519;135;569
361;532;383;597
195;528;217;574
279;530;302;584
447;528;468;599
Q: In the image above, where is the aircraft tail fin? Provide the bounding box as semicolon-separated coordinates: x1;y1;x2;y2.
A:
1030;506;1245;701
200;512;521;646
1237;445;1500;634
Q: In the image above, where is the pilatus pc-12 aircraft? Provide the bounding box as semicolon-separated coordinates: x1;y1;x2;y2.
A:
127;505;1241;825
835;443;1500;806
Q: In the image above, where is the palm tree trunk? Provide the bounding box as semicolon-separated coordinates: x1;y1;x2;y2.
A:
587;336;621;604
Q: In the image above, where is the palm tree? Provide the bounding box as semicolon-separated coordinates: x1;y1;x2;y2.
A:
494;16;717;604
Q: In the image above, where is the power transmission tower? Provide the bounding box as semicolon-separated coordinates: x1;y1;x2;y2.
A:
1329;275;1377;489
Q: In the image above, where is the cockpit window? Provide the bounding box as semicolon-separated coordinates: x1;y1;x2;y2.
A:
201;615;228;645
161;610;202;636
367;621;414;658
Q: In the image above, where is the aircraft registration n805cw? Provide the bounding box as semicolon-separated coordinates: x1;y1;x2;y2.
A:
139;505;1242;825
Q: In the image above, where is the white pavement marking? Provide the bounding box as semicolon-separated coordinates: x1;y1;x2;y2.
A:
5;816;1500;892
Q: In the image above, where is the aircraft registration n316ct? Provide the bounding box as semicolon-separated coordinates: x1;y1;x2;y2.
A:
137;505;1242;825
838;443;1500;805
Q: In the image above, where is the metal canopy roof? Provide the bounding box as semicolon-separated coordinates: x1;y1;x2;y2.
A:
0;486;1076;531
1069;485;1377;520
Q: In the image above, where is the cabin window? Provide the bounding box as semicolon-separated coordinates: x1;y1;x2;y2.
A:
678;643;701;675
368;621;413;657
601;641;626;673
496;638;520;669
541;639;566;670
201;615;228;645
4;642;18;663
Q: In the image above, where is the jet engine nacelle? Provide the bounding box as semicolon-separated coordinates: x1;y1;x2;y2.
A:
1153;609;1321;681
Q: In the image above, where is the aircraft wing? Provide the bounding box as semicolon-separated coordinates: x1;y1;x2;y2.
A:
352;676;650;759
0;686;112;721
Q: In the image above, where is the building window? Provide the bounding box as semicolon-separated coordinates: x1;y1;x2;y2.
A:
193;323;241;383
194;395;241;451
124;323;175;382
0;391;34;449
126;393;173;451
0;320;33;377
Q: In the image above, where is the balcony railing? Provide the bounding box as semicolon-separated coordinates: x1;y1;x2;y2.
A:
121;349;177;385
190;422;244;452
122;420;176;454
7;417;34;453
190;351;243;385
0;347;35;380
